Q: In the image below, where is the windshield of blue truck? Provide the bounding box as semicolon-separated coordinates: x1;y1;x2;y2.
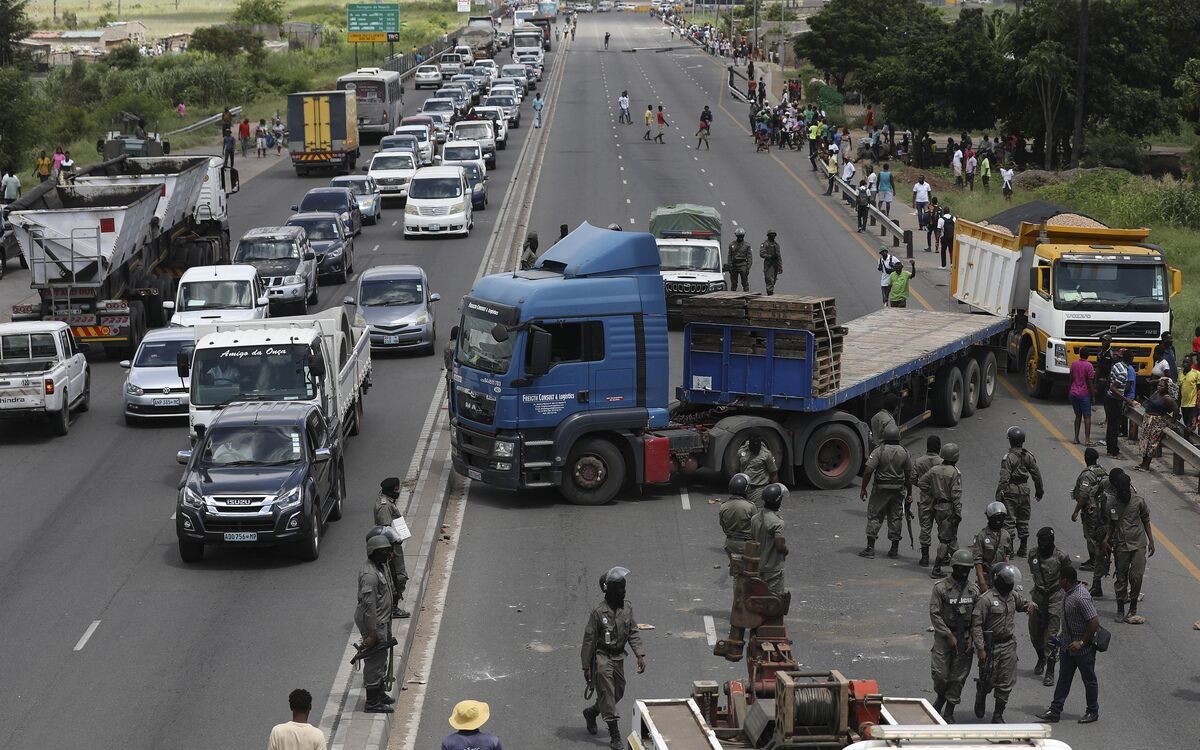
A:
456;310;514;374
191;344;317;406
1055;261;1168;311
658;243;721;272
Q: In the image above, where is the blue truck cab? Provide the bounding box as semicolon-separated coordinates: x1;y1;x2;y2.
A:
449;224;670;503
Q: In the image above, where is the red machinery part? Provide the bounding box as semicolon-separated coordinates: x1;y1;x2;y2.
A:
847;678;881;733
643;435;673;484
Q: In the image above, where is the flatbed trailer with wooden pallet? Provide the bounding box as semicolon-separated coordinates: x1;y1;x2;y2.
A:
651;302;1010;490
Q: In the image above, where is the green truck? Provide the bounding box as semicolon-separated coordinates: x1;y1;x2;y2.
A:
287;90;361;176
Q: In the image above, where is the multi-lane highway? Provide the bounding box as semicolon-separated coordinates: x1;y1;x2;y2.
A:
1;12;1198;750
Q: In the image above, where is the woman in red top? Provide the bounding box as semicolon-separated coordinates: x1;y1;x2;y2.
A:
1191;325;1200;353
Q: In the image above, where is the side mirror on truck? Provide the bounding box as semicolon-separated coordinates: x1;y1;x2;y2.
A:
176;351;191;379
449;325;459;341
308;354;326;378
527;327;552;376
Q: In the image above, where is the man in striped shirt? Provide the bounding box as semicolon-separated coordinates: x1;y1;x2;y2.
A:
1036;565;1100;724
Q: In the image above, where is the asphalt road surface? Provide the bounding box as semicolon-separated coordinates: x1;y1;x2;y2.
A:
2;13;1199;750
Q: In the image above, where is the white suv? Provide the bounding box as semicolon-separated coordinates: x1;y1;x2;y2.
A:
404;166;473;238
366;149;419;202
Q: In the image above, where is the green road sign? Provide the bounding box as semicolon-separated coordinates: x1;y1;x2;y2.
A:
347;3;401;43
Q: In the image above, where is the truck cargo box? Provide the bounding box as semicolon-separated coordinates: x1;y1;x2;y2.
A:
72;155;210;230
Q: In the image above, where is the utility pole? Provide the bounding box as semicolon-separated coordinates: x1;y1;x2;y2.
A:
1070;0;1089;168
752;0;758;54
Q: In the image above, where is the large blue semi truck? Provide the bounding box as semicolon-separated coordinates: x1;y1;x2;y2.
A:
447;224;1009;505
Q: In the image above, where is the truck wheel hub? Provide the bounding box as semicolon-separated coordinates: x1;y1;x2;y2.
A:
816;437;850;477
574;456;607;488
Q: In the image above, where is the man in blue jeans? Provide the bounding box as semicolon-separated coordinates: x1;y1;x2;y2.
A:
1036;565;1101;724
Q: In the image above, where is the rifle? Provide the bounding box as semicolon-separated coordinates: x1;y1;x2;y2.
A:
350;636;398;666
905;500;915;549
973;632;994;719
584;650;596;700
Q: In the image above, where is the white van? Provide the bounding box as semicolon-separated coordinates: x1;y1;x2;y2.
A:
167;265;270;327
393;124;434;164
403;166;473;238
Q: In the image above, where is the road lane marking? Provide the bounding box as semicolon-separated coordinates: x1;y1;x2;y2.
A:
680;488;691;510
371;244;379;253
392;220;398;227
169;512;176;520
998;377;1200;583
703;615;717;646
74;620;100;651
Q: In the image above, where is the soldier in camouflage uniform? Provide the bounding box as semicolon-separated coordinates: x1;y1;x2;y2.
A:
929;549;980;723
868;392;900;454
912;434;943;567
736;436;779;508
719;473;756;574
858;422;913;559
520;231;539;270
995;426;1044;556
970;502;1013;593
1070;448;1108;575
582;567;647;750
759;230;782;295
919;442;964;579
356;534;395;713
1028;526;1071;687
971;563;1037;723
726;227;752;291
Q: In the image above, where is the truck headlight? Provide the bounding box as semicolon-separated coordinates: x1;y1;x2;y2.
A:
126;382;144;396
708;281;727;291
493;440;514;458
284;275;303;285
1053;343;1067;368
451;201;466;213
275;486;302;510
180;486;204;509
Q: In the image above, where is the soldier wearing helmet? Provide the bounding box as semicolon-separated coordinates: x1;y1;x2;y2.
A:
918;442;963;579
868;392;900;453
750;483;789;594
719;473;757;574
1028;526;1072;687
726;227;753;291
581;566;646;749
520;230;540;270
912;434;943;567
995;425;1044;556
1070;447;1108;576
859;421;913;559
970;501;1014;592
355;534;396;713
374;477;410;619
928;548;979;722
970;562;1037;723
736;435;779;507
758;230;782;295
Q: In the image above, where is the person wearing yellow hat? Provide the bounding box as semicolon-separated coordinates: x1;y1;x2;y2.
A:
441;700;502;750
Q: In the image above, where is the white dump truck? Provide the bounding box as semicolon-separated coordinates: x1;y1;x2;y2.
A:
6;155;238;358
0;321;91;436
181;306;371;443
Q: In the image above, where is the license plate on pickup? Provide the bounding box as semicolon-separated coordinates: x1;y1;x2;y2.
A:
153;398;181;406
429;223;441;231
468;468;482;480
384;335;401;345
223;532;258;542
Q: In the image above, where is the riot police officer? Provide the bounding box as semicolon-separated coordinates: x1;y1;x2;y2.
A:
719;473;756;573
356;534;395;713
970;502;1013;593
374;477;410;619
995;426;1044;556
859;422;913;559
759;230;782;295
1070;448;1108;573
520;231;539;270
726;228;752;291
918;442;963;578
971;563;1036;723
750;483;789;594
582;567;647;750
929;549;979;722
1028;526;1071;687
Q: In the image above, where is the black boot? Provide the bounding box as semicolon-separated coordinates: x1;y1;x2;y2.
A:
1043;652;1056;687
1079;559;1095;571
1033;653;1045;676
887;540;900;558
992;699;1006;724
933;693;945;713
392;606;411;619
858;537;876;558
919;546;930;566
1089;581;1103;598
364;687;394;713
583;706;599;735
974;689;987;719
943;702;956;723
1017;538;1028;557
929;565;944;579
1115;600;1126;622
607;719;623;750
1127;605;1138;622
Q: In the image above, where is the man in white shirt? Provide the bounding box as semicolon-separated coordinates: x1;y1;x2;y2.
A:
877;247;897;306
952;147;963;186
617;91;631;125
1;170;20;204
268;689;327;750
842;158;856;184
1001;165;1015;201
912;176;932;227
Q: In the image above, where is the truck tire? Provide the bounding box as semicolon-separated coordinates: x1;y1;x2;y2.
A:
49;393;69;436
178;539;204;563
126;301;147;359
976;351;998;408
297;505;321;561
349;396;363;436
931;365;964;427
721;427;785;482
802;422;863;490
561;437;626;505
1023;343;1052;399
328;465;345;521
960;358;981;418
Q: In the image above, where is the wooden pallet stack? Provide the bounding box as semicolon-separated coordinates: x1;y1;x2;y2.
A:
683;293;846;395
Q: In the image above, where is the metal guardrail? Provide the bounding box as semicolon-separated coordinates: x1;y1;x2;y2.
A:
1125;402;1200;490
167;106;243;136
824;172;914;257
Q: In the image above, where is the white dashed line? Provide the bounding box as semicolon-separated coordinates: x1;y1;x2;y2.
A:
703;615;717;646
170;512;176;520
680;487;691;510
371;244;379;253
626;198;631;204
708;182;714;187
74;620;101;651
391;220;398;227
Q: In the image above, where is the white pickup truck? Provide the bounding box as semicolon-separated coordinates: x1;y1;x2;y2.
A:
0;321;91;436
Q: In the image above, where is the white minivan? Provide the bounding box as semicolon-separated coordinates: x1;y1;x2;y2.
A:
393;124;434;165
403;166;473;238
167;265;269;327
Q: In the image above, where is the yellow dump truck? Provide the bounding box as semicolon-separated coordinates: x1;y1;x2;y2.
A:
952;211;1181;397
287;90;361;176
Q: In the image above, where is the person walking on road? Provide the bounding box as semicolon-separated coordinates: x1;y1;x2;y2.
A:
222;128;236;168
355;534;395;713
268;689;328;750
937;209;955;269
1070;448;1108;574
582;567;646;750
971;563;1037;723
918;443;964;579
654;105;669;143
374;477;411;619
876;248;898;307
759;230;782;295
877;163;895;216
750;484;789;594
1035;565;1102;724
604;31;611;49
533;93;545;128
971;502;1014;592
1028;527;1072;687
995;426;1044;557
1099;468;1154;623
736;435;779;507
2;169;22;204
617;91;631;124
912;435;943;567
855;180;871;232
33;150;52;183
1069;354;1095;445
859;423;913;560
912;175;932;231
887;259;915;308
824;148;838;195
929;550;979;723
643;105;654;140
1001;164;1015;201
726;227;752;291
255;119;269;158
442;701;503;750
719;474;756;573
238;117;251;158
